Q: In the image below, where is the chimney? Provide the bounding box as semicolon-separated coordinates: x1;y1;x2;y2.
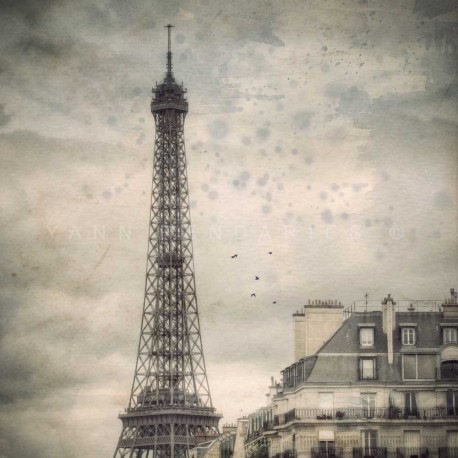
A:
266;376;277;406
382;294;396;364
232;418;250;458
443;288;458;319
293;300;344;360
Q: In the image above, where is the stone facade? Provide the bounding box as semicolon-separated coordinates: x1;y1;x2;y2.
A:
246;293;458;458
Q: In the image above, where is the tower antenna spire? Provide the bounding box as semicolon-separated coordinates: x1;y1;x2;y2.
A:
166;24;174;78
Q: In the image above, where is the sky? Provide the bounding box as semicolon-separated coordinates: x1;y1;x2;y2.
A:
0;0;457;456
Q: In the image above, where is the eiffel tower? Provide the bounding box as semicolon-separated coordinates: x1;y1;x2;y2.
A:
113;25;222;458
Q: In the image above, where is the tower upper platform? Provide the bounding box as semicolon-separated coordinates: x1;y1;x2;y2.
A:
151;25;188;113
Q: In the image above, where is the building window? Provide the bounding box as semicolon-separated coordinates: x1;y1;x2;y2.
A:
318;441;336;458
403;354;436;380
360;328;374;347
444;328;458;344
403;430;421;456
402;328;416;345
447;431;458;448
361;394;376;418
362;430;377;454
359;357;377;380
441;360;458;380
314;431;336;458
405;392;418;417
446;390;458;416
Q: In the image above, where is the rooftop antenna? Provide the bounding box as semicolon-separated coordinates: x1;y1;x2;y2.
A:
166;24;173;79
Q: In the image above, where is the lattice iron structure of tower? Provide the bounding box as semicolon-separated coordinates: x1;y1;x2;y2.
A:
113;25;222;458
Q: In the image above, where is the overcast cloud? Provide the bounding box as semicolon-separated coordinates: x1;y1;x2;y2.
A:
0;0;457;456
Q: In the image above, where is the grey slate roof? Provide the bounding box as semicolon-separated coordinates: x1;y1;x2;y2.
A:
281;310;453;387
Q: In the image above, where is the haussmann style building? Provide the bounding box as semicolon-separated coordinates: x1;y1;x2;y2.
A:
244;290;458;458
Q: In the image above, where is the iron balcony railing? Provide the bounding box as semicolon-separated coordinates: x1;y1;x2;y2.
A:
311;447;344;458
271;450;297;458
353;448;387;458
343;300;443;318
272;407;457;425
396;448;428;458
440;365;458;380
246;422;274;442
439;448;458;458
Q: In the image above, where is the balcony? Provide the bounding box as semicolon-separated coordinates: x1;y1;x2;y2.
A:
396;448;428;458
311;447;343;458
353;448;387;458
439;448;458;458
440;363;458;380
272;450;297;458
272;407;456;425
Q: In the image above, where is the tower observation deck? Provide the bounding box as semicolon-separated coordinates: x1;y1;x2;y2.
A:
113;25;222;458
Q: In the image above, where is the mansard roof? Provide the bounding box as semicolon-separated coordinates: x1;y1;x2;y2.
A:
280;310;453;389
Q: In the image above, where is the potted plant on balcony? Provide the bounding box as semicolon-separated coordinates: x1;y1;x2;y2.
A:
336;410;345;420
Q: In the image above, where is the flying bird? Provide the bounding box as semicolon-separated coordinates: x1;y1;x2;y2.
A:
251;293;256;298
231;254;238;258
268;251;273;255
255;276;260;280
273;301;277;304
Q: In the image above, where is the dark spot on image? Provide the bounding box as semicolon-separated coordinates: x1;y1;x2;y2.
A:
321;209;333;223
293;111;313;130
175;34;185;44
208;120;228;139
256;128;270;141
257;174;269;186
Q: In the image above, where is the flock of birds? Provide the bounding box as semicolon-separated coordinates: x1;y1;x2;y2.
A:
230;251;277;303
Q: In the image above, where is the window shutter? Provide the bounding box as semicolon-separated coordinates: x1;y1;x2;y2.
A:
411;392;418;416
405;392;411;415
446;390;454;416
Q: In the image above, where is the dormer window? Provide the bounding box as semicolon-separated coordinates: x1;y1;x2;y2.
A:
402;327;416;345
359;327;375;347
444;327;458;344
